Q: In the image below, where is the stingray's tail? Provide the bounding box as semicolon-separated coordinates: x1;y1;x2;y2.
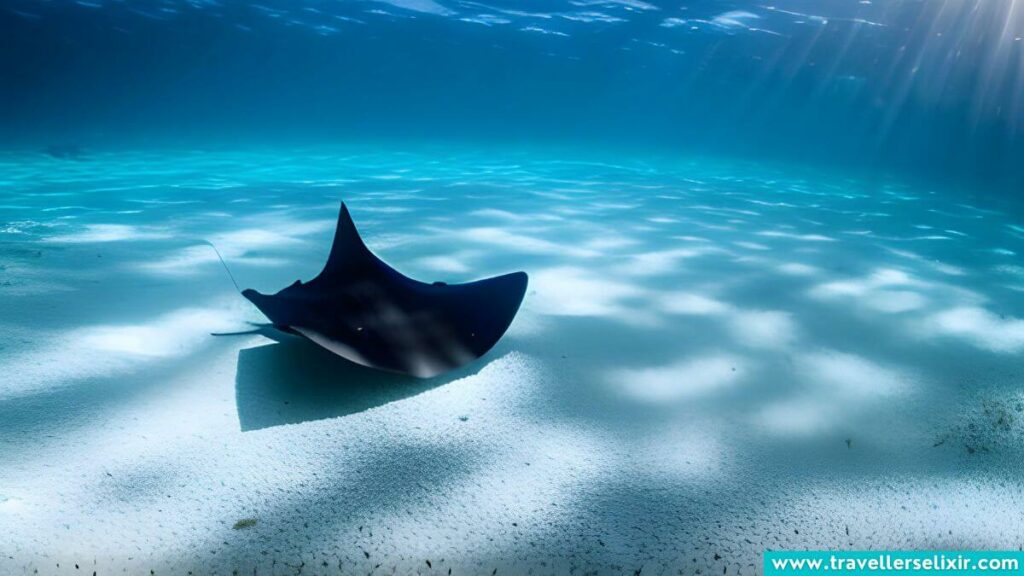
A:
202;242;270;337
202;240;241;293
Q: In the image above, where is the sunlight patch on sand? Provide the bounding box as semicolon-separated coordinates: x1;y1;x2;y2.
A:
757;230;836;242
799;350;911;398
923;307;1024;353
777;262;819;276
658;292;731;315
608;355;746;403
529;266;644;318
757;398;836;435
614;247;714;276
43;224;171;243
415;254;472;274
865;290;928;313
140;219;333;275
756;350;914;435
456;227;599;258
0;303;245;400
616;422;728;483
728;310;797;349
811;268;925;300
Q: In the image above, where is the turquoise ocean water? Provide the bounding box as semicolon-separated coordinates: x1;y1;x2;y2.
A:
2;2;1024;574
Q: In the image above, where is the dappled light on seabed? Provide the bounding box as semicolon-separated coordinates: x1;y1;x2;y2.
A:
1;147;1023;573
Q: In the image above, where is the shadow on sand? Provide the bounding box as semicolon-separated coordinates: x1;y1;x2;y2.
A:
234;333;484;431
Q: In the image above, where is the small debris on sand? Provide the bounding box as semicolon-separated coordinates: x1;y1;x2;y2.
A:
232;518;258;530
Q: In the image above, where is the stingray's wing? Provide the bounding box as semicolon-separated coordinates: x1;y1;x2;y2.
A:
312;203;400;283
241;202;401;323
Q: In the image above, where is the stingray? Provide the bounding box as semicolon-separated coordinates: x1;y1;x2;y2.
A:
234;203;528;378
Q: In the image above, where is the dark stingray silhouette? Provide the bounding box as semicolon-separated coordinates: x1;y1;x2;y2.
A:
241;203;528;378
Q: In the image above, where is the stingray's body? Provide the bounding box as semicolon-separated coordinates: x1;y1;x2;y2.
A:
242;204;528;378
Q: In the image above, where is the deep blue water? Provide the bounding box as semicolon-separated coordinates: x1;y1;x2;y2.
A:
2;0;1023;191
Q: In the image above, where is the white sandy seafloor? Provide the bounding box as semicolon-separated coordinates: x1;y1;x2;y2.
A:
1;146;1023;575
